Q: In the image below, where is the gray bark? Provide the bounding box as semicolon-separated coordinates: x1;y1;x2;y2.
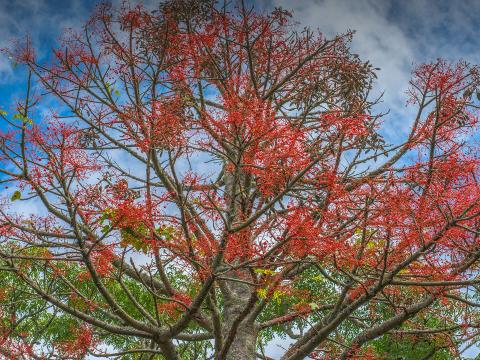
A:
220;156;257;359
222;280;257;360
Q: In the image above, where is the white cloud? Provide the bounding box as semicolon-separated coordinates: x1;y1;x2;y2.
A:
270;0;417;140
0;0;92;84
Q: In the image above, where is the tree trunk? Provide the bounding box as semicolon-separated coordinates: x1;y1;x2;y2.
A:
221;162;257;359
222;280;257;360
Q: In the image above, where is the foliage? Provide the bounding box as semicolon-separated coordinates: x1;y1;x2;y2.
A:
1;0;480;359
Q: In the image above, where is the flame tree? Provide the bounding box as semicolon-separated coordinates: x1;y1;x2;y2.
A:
1;1;480;359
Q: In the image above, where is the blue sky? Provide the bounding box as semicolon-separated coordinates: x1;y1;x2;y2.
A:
2;0;480;140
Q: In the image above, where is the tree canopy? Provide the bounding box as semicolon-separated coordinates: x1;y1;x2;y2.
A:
1;1;480;359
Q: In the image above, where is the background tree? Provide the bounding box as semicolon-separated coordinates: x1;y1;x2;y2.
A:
2;0;480;359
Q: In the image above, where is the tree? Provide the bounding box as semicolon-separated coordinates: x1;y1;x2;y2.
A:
1;0;480;359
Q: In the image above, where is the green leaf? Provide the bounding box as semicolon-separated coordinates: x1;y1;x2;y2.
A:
0;110;7;116
159;225;175;240
11;191;21;201
12;114;33;125
105;82;117;96
120;226;149;253
99;209;112;224
309;302;319;310
254;268;276;276
257;288;267;299
272;289;285;304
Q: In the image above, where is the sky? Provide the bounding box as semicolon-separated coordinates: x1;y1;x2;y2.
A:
2;0;480;137
1;0;480;357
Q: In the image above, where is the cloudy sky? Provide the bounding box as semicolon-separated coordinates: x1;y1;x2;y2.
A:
2;0;480;140
1;0;479;357
271;0;480;137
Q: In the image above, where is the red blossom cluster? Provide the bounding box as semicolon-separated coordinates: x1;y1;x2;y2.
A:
56;325;96;360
